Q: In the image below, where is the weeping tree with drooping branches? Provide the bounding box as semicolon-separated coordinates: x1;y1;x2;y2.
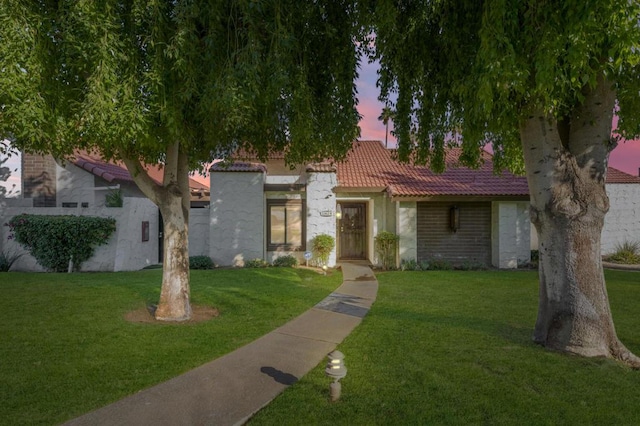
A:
0;1;362;321
369;0;640;366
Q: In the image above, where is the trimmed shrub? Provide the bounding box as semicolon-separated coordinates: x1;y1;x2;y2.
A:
7;214;116;272
375;231;399;270
245;258;269;268
312;234;335;266
189;256;214;270
272;255;298;268
400;258;420;271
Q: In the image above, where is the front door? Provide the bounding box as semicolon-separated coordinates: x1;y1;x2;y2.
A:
338;202;367;260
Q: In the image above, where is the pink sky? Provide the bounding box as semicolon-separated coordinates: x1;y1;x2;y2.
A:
1;62;639;194
357;60;640;177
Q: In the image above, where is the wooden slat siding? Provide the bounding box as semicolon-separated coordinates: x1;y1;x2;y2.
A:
417;201;492;266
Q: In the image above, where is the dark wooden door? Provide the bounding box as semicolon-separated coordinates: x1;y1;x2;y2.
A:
338;203;367;259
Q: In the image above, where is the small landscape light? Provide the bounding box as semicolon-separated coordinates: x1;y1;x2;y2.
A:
322;264;328;275
325;350;347;401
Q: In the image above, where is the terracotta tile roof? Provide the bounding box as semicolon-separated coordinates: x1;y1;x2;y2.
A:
71;151;209;193
336;141;530;197
210;161;267;173
606;167;640;183
306;162;337;173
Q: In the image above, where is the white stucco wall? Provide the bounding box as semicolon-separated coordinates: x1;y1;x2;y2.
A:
491;201;531;269
189;208;210;257
530;183;640;255
112;198;159;271
0;198;159;272
602;183;640;254
209;171;265;266
306;171;338;266
398;201;417;263
56;162;97;208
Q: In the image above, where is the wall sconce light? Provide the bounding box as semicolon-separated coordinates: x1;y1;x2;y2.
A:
325;350;347;402
450;206;460;233
336;204;342;220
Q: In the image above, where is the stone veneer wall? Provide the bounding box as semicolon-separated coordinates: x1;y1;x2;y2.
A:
209;170;265;266
306;171;338;266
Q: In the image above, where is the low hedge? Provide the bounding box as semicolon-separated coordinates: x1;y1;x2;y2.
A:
7;214;116;272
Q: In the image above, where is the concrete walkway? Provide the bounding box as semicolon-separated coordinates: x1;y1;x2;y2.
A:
65;262;378;426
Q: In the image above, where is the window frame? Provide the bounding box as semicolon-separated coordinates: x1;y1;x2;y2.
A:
266;199;306;251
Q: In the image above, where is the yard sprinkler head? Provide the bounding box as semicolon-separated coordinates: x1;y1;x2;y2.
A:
325;350;347;402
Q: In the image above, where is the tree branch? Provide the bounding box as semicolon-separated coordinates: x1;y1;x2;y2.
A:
121;154;162;205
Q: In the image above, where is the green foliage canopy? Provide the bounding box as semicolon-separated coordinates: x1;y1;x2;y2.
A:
7;214;116;272
0;1;362;168
370;0;640;172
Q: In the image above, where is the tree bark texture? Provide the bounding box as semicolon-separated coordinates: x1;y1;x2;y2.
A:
123;143;192;321
520;77;639;367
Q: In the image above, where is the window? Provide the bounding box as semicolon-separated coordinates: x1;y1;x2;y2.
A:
267;199;305;251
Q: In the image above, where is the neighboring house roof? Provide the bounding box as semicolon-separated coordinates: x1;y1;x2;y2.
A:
210;161;268;173
606;167;640;184
71;152;210;200
336;141;530;197
215;140;639;198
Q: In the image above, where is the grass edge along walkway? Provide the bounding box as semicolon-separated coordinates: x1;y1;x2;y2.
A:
64;263;378;426
250;269;640;426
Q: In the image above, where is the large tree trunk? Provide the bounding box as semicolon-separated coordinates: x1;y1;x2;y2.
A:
155;193;192;321
520;76;640;367
123;143;193;321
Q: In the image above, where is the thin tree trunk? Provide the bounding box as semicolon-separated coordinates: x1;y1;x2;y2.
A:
520;76;640;367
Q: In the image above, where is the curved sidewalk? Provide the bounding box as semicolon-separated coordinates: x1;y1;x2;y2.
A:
65;262;378;426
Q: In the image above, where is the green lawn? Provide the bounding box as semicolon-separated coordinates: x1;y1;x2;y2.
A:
251;270;640;425
0;268;342;426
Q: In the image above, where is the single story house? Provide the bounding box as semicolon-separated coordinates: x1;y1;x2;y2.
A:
210;140;532;268
1;152;211;271
4;142;637;271
21;151;210;209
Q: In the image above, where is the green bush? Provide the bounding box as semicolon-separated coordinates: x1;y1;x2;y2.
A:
456;260;488;271
105;189;123;207
312;234;335;266
272;255;298;268
428;259;453;270
189;256;214;270
375;231;399;270
401;258;420;271
245;258;269;268
7;214;116;272
605;240;640;264
0;248;24;272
